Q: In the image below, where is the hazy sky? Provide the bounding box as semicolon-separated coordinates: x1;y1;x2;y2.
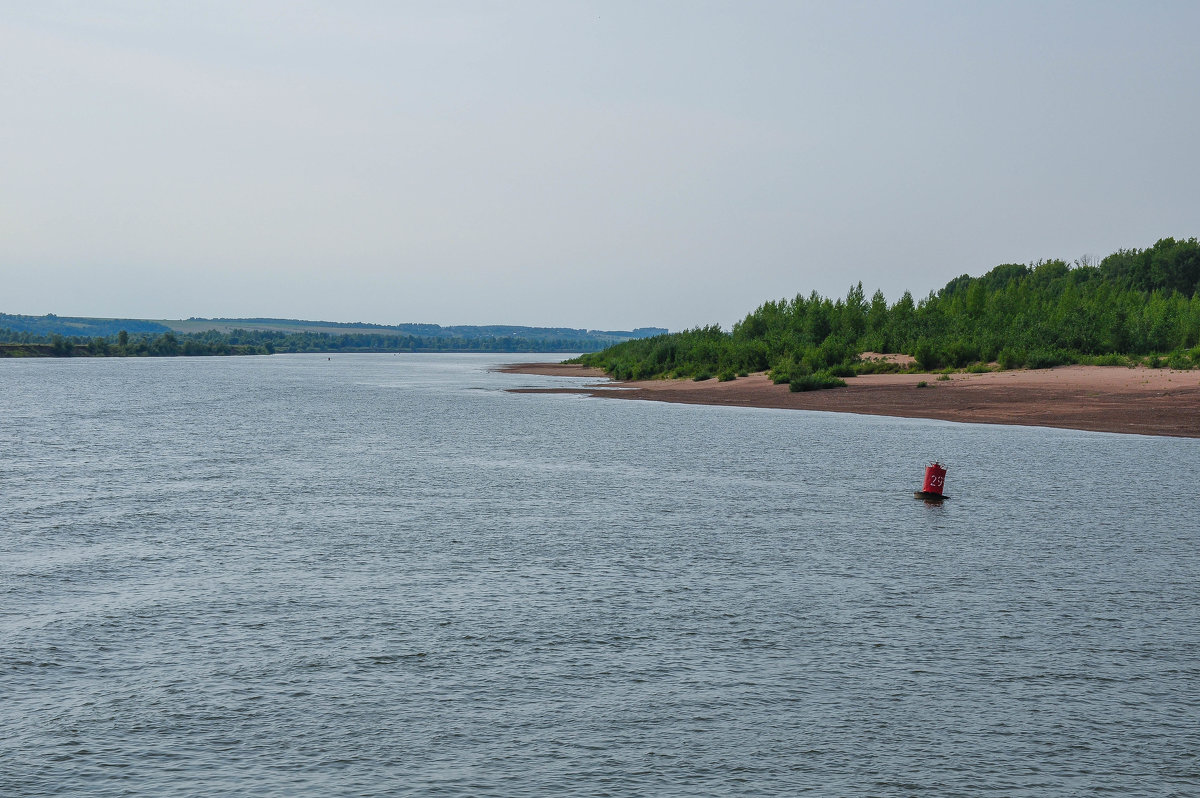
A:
2;1;1198;330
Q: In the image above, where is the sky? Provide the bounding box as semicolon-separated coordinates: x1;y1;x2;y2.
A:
2;1;1198;331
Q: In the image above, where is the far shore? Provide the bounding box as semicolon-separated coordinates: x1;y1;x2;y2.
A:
497;362;1200;438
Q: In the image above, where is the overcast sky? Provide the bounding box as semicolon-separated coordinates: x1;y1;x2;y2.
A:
2;1;1197;331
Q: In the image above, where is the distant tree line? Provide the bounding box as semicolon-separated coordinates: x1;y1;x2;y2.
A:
572;237;1200;389
0;330;267;358
244;329;643;353
0;312;665;344
0;326;639;358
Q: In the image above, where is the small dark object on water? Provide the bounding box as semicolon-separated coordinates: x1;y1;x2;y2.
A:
914;461;949;501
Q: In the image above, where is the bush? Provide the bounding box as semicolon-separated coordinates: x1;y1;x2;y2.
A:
997;347;1026;370
717;369;737;382
913;339;943;371
693;371;713;381
799;346;824;374
1092;353;1129;367
853;358;902;374
1025;349;1070;369
769;356;810;385
1167;351;1192;370
937;374;951;381
826;363;856;378
788;370;847;391
916;380;928;388
965;362;993;373
944;340;980;368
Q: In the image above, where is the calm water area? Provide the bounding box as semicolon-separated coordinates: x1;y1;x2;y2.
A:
3;353;1198;796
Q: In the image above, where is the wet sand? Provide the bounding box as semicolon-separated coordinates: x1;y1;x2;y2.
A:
497;363;1200;438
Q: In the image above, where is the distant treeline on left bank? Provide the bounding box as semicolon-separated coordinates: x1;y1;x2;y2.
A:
0;319;667;358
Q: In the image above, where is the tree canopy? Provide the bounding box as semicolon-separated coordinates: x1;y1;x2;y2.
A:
573;238;1200;385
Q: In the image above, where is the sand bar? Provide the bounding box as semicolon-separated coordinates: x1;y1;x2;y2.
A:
497;362;1200;438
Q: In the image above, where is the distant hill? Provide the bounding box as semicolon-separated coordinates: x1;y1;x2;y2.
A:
0;313;171;337
160;316;667;343
0;313;668;356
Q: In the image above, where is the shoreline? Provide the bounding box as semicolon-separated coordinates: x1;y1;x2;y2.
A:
497;363;1200;439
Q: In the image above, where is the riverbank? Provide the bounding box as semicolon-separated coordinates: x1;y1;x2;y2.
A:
498;363;1200;438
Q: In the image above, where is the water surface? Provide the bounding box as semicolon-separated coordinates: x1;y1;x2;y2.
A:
3;353;1198;796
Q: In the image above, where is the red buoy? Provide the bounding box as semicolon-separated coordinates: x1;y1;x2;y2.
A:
914;461;949;501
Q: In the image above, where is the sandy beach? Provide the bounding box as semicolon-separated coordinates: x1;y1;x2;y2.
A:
499;362;1200;438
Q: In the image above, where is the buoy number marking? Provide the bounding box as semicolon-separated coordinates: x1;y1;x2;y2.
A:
927;475;943;488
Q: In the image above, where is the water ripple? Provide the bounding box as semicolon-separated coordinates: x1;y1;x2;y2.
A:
1;354;1198;797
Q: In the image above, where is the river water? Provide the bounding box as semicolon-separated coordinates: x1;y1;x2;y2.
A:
3;353;1198;796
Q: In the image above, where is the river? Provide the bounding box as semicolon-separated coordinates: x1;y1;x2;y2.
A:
3;353;1197;796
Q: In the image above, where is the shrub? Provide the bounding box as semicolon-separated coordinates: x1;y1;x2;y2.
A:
799;347;824;374
1167;351;1192;370
826;363;856;378
853;358;902;374
913;339;943;371
788;370;847;392
693;371;713;381
997;347;1026;370
1092;353;1128;367
717;369;737;382
965;362;993;373
944;340;980;368
916;380;928;388
769;356;810;385
817;370;847;388
937;374;951;381
1025;349;1070;369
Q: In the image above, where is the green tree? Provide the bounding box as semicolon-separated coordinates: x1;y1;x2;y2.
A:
50;334;73;356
